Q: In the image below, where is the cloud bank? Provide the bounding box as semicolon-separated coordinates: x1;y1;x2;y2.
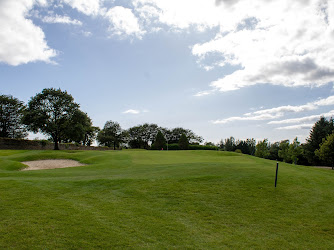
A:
0;0;57;66
2;0;334;97
190;0;334;92
213;95;334;125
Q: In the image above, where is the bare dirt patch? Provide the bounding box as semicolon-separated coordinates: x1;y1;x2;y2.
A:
21;159;86;171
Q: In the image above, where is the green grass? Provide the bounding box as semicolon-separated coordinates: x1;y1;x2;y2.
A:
0;149;333;249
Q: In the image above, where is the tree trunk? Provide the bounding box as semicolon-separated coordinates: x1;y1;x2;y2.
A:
54;140;59;150
113;141;116;150
53;133;59;150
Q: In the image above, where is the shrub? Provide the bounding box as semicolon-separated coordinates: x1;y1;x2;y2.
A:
167;144;179;150
235;149;242;153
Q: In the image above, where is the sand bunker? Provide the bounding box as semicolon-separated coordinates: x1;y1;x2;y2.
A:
21;159;86;171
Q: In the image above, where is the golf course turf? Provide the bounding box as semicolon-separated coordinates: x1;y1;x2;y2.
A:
0;149;333;248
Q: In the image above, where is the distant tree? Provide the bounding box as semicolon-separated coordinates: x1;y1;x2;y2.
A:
97;121;124;150
178;133;189;150
288;137;303;165
278;140;291;163
218;139;225;150
304;117;334;165
315;133;334;169
255;139;270;159
268;142;280;160
245;138;256;155
62;110;98;145
151;131;166;150
167;127;203;144
83;126;100;146
224;136;236;151
127;125;148;149
0;94;27;139
234;139;256;155
204;141;215;146
141;123;160;146
22;88;79;150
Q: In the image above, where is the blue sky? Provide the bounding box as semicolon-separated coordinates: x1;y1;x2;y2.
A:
1;0;334;144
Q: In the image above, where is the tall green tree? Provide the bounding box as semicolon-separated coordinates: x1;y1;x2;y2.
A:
97;121;124;150
224;136;236;151
0;94;27;139
22;88;79;150
278;140;291;163
62;110;99;146
165;127;203;144
288;137;303;165
151;131;166;150
255;139;270;159
315;133;334;169
268;142;280;160
304;117;334;165
126;125;148;149
178;133;189;150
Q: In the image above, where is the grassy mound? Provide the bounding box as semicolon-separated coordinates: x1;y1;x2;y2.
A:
0;150;333;248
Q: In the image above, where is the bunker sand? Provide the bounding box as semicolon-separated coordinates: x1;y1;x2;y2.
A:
22;159;86;171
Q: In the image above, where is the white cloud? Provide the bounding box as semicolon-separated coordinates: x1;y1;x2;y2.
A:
191;0;334;92
82;31;93;37
276;124;314;130
212;113;278;124
123;109;141;114
314;95;334;106
62;0;102;16
0;0;57;66
247;104;317;117
127;0;334;91
42;14;82;25
268;110;334;125
213;95;334;125
36;0;48;7
105;6;145;39
133;0;220;31
194;90;215;97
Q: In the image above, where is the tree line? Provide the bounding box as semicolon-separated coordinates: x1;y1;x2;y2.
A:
218;117;334;168
0;88;202;150
1;88;334;167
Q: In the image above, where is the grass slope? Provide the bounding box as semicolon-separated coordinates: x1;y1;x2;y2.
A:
0;150;333;249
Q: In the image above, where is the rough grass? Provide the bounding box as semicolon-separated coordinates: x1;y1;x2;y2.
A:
0;149;333;249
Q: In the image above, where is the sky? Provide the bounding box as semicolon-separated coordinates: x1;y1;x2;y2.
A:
1;0;334;144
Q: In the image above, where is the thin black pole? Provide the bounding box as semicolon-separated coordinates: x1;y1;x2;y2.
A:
275;162;279;187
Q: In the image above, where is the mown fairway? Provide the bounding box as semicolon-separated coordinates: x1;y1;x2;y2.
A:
0;150;333;249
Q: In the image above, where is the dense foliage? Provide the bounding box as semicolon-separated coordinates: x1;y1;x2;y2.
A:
0;95;27;139
97;121;125;149
219;137;256;155
218;119;334;167
315;133;334;169
178;133;189;150
303;117;334;165
151;131;166;150
22;88;98;149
